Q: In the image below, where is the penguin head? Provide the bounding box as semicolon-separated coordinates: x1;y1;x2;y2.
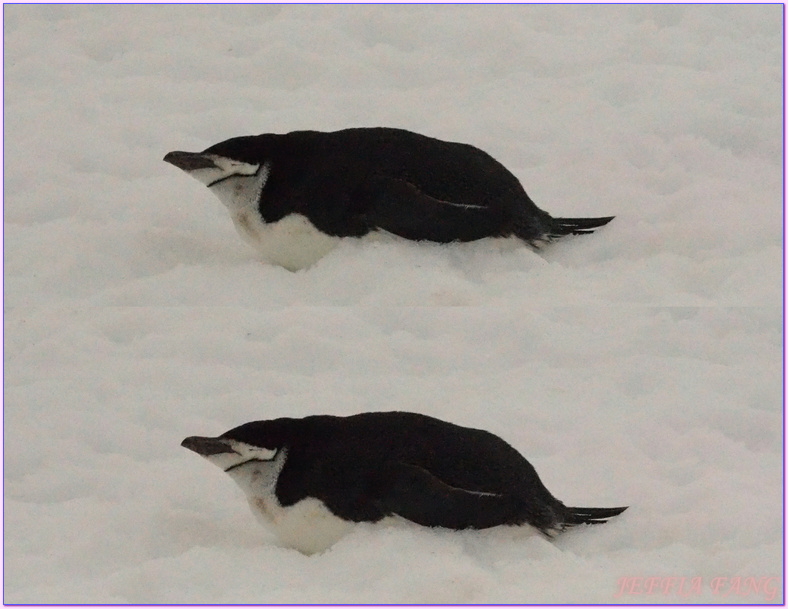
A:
181;434;279;472
181;420;291;495
163;136;272;213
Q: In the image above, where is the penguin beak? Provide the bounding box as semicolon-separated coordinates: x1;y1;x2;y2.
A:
181;436;238;457
163;151;219;172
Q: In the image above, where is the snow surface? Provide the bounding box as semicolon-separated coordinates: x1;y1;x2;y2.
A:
3;3;784;604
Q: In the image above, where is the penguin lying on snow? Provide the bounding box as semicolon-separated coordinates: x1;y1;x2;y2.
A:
182;411;627;554
164;127;614;271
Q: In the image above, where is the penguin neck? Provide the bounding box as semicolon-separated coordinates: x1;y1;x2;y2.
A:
210;160;271;216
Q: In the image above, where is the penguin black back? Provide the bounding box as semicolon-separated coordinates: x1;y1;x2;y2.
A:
223;411;544;496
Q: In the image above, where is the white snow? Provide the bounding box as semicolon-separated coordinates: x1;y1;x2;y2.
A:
3;3;784;604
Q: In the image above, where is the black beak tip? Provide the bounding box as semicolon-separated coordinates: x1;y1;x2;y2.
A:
181;436;201;451
163;150;185;165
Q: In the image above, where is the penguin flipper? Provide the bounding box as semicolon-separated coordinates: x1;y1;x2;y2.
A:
377;461;523;530
362;177;504;243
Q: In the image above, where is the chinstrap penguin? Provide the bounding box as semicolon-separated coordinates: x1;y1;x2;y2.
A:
181;411;627;554
164;127;614;271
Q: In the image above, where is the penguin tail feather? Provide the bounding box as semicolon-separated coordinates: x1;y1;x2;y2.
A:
546;215;615;239
562;505;628;528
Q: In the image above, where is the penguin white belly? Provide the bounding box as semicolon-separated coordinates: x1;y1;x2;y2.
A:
247;494;354;555
226;449;354;554
231;210;341;272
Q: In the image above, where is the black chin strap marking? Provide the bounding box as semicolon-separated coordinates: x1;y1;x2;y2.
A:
224;459;258;473
208;163;263;188
223;448;278;473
